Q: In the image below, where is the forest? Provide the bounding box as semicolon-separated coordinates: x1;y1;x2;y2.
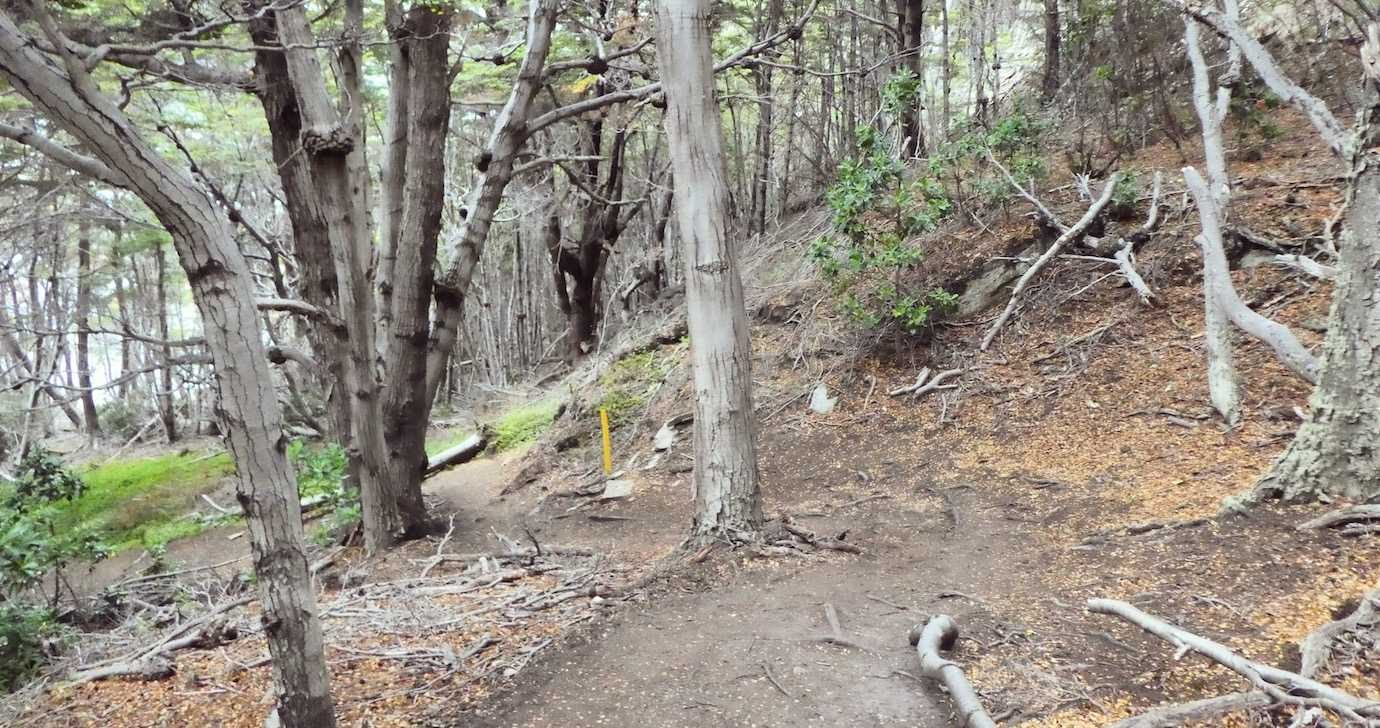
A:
0;0;1377;724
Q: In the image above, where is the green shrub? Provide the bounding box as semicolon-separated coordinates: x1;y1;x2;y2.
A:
288;441;358;543
1;449;110;598
94;399;148;441
0;602;57;691
813;124;955;333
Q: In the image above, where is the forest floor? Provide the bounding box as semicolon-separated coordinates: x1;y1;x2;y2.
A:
11;108;1380;727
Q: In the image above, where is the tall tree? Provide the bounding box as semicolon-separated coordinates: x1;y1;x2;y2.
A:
0;9;335;725
1041;0;1060;102
74;219;100;440
655;0;765;543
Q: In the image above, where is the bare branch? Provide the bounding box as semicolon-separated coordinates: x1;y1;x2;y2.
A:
0;122;128;187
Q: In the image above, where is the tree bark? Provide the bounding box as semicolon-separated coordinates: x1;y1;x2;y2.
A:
656;0;765;544
0;10;336;726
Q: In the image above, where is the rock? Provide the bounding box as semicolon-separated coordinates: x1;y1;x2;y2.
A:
653;423;676;451
809;383;836;414
600;479;634;500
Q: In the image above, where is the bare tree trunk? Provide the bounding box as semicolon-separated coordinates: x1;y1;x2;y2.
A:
74;221;100;440
1040;0;1059;103
153;240;177;443
656;0;765;544
275;2;398;552
428;0;560;400
900;0;924;156
0;11;335;725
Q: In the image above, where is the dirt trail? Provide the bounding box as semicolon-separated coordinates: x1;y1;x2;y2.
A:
425;425;1029;728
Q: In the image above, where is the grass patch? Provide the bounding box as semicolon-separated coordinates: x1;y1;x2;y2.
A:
596;345;682;428
69;451;236;549
494;401;560;451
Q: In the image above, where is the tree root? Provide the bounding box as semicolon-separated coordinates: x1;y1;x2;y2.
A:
908;615;997;728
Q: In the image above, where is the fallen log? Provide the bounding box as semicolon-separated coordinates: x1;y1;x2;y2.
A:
908;616;997;728
424;430;489;478
1088;598;1380;723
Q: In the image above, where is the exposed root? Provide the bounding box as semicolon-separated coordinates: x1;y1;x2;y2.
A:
908;615;997;728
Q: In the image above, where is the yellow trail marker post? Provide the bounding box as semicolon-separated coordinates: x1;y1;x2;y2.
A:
599;408;613;475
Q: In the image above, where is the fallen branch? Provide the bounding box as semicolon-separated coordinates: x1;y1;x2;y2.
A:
908;616;997;728
1109;691;1270;728
888;368;963;400
1088;598;1380;722
982;165;1122;351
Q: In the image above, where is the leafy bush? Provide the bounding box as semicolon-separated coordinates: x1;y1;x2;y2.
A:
0;602;57;691
288;441;358;543
0;450;105;690
95;399;148;441
1;449;110;598
812;124;955;333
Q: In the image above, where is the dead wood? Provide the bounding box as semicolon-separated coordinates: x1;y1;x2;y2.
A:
908;616;997;728
889;368;963;400
1088;598;1380;723
1109;692;1271;728
424;430;490;478
1299;505;1380;531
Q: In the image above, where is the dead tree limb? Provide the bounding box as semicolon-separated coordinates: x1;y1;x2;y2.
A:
1109;692;1270;728
981;171;1122;351
888;367;962;399
1184;168;1320;383
908;616;997;728
1088;598;1380;722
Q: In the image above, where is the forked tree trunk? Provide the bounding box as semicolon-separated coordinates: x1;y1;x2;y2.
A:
376;5;453;534
656;0;765;544
74;222;100;439
1255;162;1380;503
0;12;335;726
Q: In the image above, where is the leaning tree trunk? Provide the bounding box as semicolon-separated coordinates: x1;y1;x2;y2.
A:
656;0;765;544
1254;162;1380;503
0;11;336;726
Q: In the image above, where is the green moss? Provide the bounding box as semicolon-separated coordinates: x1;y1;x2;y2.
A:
69;451;235;548
595;346;683;428
494;401;560;452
